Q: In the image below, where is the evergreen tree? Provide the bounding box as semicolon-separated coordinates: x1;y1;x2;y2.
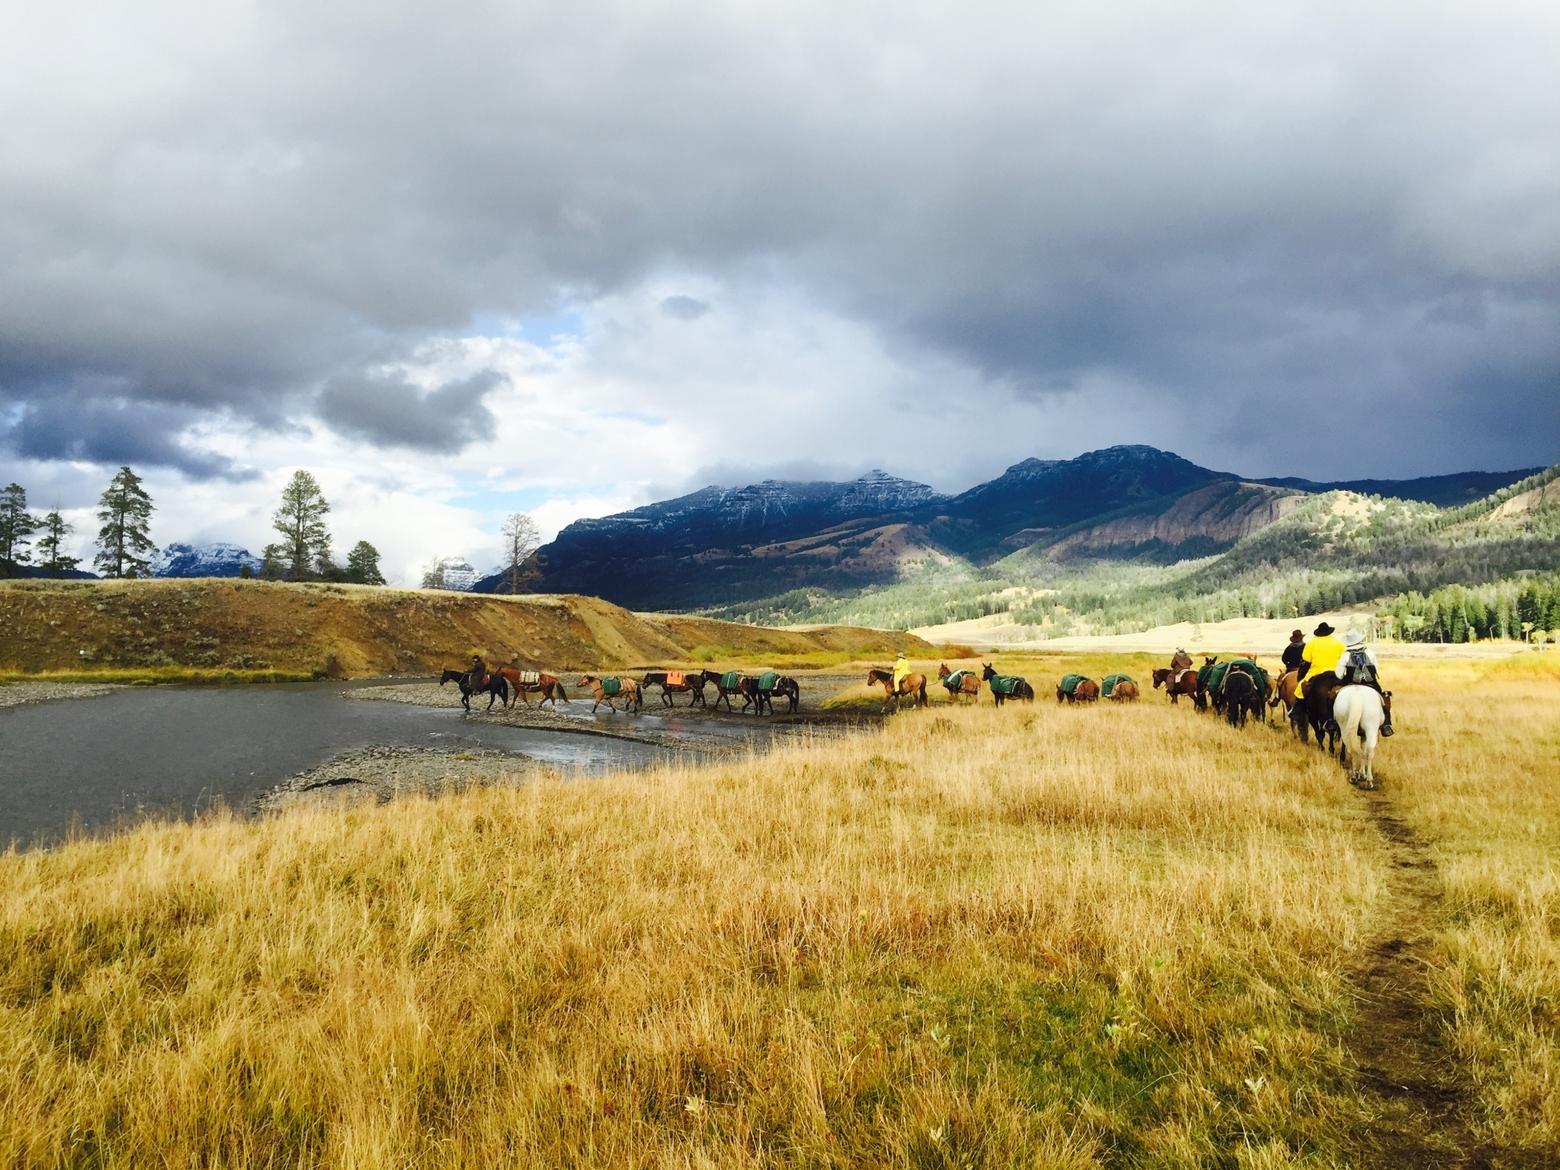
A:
272;471;332;581
94;467;157;578
36;511;80;577
344;541;386;585
0;483;39;575
259;543;287;581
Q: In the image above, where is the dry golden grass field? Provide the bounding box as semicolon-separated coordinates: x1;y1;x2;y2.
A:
0;652;1556;1168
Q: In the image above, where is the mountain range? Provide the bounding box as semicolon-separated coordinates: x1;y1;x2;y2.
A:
474;445;1547;612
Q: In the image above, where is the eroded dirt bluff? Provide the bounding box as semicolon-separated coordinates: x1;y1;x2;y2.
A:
0;580;933;676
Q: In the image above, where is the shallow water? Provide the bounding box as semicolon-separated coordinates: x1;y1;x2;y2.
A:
0;681;785;848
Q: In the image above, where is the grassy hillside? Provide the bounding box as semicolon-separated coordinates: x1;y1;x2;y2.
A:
0;579;933;680
1;656;1555;1165
707;468;1560;641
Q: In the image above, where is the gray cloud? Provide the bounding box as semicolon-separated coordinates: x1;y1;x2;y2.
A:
317;370;503;453
660;295;711;320
1;1;1557;481
4;389;257;481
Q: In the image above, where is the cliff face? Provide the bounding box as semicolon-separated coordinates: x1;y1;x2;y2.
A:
1036;481;1308;560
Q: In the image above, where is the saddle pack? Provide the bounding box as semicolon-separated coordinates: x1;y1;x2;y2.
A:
721;671;742;691
600;676;622;697
1101;673;1133;697
758;671;779;691
1057;673;1087;696
943;669;972;690
665;670;686;687
991;673;1027;696
1345;651;1374;685
517;670;540;685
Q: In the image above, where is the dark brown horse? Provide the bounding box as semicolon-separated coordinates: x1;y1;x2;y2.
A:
495;666;571;708
1298;675;1342;753
1151;667;1198;704
700;669;747;713
936;663;981;704
867;667;928;711
440;667;508;712
736;674;801;715
641;669;708;708
982;664;1036;704
1223;668;1262;728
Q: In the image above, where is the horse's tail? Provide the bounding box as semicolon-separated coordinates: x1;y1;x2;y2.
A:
918;678;927;706
553;681;571;703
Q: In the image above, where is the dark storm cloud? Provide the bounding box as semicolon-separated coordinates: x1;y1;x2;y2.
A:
317;371;503;453
2;1;1557;479
4;391;255;482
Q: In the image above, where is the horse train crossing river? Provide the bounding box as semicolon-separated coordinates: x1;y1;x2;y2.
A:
441;647;1391;787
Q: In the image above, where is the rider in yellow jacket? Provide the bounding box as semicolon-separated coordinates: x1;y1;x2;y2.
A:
892;651;910;691
1297;622;1345;697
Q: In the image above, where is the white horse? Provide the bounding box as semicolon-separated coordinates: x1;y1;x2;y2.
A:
1333;685;1386;788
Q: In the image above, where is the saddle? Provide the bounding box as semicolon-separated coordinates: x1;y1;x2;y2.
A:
600;676;622;697
721;671;742;691
665;670;686;687
991;673;1026;696
943;669;971;690
1057;673;1087;696
517;670;540;685
757;670;779;691
1101;673;1132;697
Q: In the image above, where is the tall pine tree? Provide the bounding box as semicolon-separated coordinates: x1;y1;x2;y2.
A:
0;483;39;575
95;467;157;578
344;540;386;585
36;511;80;577
272;470;332;581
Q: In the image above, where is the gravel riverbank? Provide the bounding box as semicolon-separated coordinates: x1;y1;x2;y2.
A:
0;682;123;709
255;745;545;814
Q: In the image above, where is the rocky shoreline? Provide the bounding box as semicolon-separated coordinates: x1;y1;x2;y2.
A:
255;745;544;814
0;681;123;709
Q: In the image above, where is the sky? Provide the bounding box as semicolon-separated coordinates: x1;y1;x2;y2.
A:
3;0;1557;585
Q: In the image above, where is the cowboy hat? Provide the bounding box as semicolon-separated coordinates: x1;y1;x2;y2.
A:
1289;629;1304;641
1313;622;1335;636
1344;628;1366;649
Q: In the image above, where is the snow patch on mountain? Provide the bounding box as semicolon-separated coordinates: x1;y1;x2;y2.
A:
153;542;263;578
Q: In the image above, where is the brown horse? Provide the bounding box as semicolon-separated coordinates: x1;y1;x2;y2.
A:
1107;680;1139;702
936;663;981;704
641;669;708;708
1269;668;1302;731
1057;678;1100;703
1297;675;1342;752
576;674;642;714
1151;667;1198;704
495;666;571;708
867;667;927;711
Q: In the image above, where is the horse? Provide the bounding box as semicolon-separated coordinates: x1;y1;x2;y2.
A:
1334;685;1388;788
641;669;708;708
1151;667;1198;705
867;667;928;711
1269;669;1303;734
439;667;508;713
1297;675;1343;754
495;666;571;708
1106;680;1139;702
936;663;981;704
1222;668;1262;728
701;669;747;713
1055;675;1099;704
576;674;642;714
735;673;800;715
981;663;1036;705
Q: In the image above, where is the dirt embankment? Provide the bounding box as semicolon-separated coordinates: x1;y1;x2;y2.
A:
0;579;931;678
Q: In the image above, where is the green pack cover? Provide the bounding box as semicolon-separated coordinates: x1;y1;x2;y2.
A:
600;676;622;696
1223;659;1269;693
757;670;779;691
1058;673;1088;696
1197;660;1218;690
990;673;1026;695
721;671;742;690
942;669;972;690
1101;673;1133;697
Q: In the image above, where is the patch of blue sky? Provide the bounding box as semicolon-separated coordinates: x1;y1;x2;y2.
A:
466;311;585;345
449;485;556;513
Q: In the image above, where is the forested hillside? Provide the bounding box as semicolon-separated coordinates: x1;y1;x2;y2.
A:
705;465;1560;642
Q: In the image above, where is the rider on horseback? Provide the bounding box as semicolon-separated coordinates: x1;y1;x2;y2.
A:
467;652;486;690
892;651;910;692
1334;628;1394;736
1281;629;1305;672
1296;623;1344;694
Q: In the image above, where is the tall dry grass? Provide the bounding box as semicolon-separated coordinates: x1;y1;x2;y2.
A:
0;657;1554;1166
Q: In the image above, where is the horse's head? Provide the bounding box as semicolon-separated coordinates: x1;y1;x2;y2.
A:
1203;655;1218;666
1151;668;1168;687
937;663;950;678
576;675;596;687
981;663;995;679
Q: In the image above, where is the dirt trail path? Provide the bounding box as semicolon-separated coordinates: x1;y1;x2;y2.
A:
1346;786;1492;1169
